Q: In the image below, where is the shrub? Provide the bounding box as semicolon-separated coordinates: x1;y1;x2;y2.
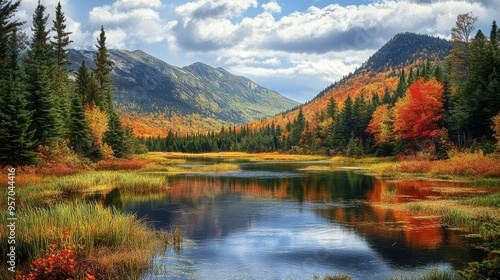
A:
15;229;95;280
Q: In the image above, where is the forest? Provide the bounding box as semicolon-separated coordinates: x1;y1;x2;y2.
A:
0;1;143;168
145;13;500;158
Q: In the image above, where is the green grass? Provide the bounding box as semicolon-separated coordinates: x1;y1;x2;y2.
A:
13;171;170;208
467;192;500;207
386;268;463;280
144;162;240;173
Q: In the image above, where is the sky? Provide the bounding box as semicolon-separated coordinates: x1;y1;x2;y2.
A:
16;0;500;103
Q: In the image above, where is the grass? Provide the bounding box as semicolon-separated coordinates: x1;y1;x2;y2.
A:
386;268;463;280
12;171;169;208
366;152;500;182
403;200;498;233
0;202;179;279
467;192;500;207
157;151;328;161
144;162;240;173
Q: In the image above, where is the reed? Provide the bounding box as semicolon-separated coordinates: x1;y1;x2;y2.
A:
467;192;500;207
0;202;178;279
387;268;462;280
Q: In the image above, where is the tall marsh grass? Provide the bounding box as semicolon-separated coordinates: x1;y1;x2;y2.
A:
0;202;174;279
369;151;500;180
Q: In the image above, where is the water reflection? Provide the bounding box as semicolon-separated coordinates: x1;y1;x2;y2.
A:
93;163;493;279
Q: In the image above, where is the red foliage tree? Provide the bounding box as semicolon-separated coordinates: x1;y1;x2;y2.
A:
393;78;444;140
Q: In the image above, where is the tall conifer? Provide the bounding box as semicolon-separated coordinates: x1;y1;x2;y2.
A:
24;1;61;147
0;31;37;166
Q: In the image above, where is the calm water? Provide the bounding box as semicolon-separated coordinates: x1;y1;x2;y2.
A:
102;161;490;279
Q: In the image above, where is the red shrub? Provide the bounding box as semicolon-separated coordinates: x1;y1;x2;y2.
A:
95;158;148;171
16;229;95;280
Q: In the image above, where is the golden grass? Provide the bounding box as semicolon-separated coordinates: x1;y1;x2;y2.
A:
0;202;182;279
402;200;499;232
154;151;327;161
143;163;240;173
366;152;500;182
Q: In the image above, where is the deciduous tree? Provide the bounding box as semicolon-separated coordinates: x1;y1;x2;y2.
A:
393;78;444;140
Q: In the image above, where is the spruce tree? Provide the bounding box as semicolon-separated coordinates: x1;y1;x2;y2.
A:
68;92;92;156
92;26;128;158
93;25;114;110
0;0;22;78
0;31;37;166
24;1;62;147
51;1;72;137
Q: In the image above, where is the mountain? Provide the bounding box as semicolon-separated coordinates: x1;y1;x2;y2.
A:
360;32;452;73
248;32;452;131
67;49;299;136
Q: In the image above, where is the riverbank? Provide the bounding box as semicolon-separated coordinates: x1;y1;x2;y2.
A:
2;151;499;279
330;151;500;185
0;157;181;279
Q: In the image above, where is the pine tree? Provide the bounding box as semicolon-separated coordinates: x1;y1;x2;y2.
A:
24;1;62;147
0;31;37;166
75;60;101;106
104;110;125;158
51;2;72;68
490;20;498;50
0;0;22;78
93;25;114;111
68;92;92;156
51;1;72;137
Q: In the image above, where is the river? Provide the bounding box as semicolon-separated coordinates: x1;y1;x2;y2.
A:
96;160;491;279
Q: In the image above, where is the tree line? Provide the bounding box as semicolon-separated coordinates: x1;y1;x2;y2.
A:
0;0;140;167
145;13;500;157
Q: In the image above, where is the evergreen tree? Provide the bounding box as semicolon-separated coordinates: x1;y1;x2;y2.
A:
288;108;305;149
93;25;115;111
24;1;62;147
104;110;125;158
0;31;37;166
490;20;498;49
75;60;100;106
51;1;72;136
0;0;22;78
68;93;92;156
51;2;72;68
331;96;353;153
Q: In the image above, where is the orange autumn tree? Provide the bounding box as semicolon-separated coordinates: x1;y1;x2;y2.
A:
366;104;394;146
393;78;444;141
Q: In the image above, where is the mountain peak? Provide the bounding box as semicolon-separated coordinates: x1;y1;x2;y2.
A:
360;32;451;73
68;49;299;136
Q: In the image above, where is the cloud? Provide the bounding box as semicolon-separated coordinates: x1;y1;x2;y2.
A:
89;0;166;49
158;0;498;101
17;0;91;49
262;1;282;14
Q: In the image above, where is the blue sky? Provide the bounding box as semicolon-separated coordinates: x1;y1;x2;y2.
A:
16;0;500;102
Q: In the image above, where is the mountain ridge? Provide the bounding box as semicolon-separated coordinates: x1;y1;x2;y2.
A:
67;49;299;136
248;32;452;131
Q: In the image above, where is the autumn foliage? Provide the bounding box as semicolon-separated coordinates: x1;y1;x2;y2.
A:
16;229;95;280
393;78;444;140
84;104;109;147
366;104;393;146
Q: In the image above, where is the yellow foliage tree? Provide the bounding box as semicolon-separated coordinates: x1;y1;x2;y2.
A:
84;105;109;147
492;112;500;149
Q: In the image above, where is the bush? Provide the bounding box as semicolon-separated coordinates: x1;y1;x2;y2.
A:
458;221;500;280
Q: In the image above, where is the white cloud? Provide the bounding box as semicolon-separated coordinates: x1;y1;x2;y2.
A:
14;0;500;101
262;1;282;14
17;0;92;49
89;0;167;49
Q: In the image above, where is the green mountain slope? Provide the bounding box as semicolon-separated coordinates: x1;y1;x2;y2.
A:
67;49;299;136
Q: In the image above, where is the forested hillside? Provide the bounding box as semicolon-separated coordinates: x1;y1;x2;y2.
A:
146;15;500;157
67;49;299;137
0;2;140;167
